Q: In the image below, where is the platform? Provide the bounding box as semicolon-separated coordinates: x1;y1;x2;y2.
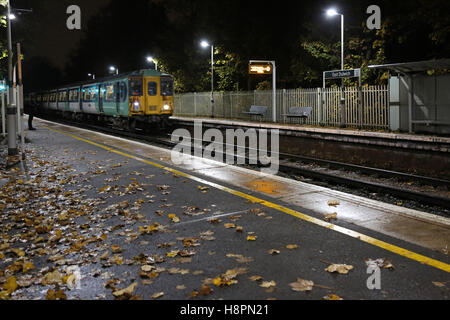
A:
172;116;450;152
1;118;449;300
172;116;450;180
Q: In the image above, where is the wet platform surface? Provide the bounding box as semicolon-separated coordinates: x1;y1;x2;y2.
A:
172;116;450;145
0;118;449;300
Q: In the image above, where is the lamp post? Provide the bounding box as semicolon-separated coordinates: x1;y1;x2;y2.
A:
6;0;17;156
326;8;346;127
200;40;215;118
146;56;158;71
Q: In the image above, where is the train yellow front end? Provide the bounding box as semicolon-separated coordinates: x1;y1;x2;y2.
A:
128;70;174;125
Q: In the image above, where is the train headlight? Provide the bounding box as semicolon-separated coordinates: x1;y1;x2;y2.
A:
133;101;140;110
163;104;171;111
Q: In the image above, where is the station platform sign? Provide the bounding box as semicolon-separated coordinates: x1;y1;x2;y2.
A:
324;69;361;80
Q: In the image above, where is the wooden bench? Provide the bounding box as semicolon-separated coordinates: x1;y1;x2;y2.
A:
283;107;313;124
243;105;268;121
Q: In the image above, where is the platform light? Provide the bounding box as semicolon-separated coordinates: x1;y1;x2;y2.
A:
200;40;215;117
146;56;158;71
109;66;119;75
326;8;339;17
9;14;16;20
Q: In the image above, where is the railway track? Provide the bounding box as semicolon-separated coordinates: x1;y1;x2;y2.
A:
37;116;450;211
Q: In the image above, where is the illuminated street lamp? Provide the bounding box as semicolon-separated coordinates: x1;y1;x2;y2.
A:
9;13;16;20
326;8;346;127
88;73;95;80
326;8;344;72
146;56;158;71
200;40;215;118
109;66;118;75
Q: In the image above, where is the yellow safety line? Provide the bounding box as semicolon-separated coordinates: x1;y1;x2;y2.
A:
44;125;450;273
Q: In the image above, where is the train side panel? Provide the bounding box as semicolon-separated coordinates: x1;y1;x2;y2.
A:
68;87;81;113
81;85;100;115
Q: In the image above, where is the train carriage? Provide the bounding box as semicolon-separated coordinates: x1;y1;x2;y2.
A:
26;68;174;130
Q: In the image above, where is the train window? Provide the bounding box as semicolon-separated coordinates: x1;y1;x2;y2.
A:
69;89;79;102
49;93;57;102
105;84;115;102
43;94;48;102
83;86;97;102
161;78;174;96
120;82;127;101
59;91;67;102
148;82;157;96
129;78;142;96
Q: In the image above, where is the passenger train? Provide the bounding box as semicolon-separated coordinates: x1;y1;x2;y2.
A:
25;69;174;130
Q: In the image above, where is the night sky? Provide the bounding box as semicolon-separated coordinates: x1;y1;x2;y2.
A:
5;0;449;92
14;0;109;68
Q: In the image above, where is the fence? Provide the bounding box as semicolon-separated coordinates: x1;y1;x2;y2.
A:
174;86;389;130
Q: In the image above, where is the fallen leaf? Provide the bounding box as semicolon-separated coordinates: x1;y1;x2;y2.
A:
224;223;236;229
199;285;213;296
249;276;263;282
286;245;298;250
366;258;395;270
141;265;154;272
166;251;179;258
260;281;276;288
2;276;18;294
247;235;258;241
432;282;446;288
152;292;164;299
289;278;314;292
168;214;180;223
328;200;340;207
324;213;338;222
46;288;67;300
42;270;63;285
269;249;280;255
22;261;35;273
323;294;343;300
113;282;138;298
325;264;354;275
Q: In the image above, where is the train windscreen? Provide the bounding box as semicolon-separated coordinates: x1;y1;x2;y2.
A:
129;78;143;96
161;78;174;96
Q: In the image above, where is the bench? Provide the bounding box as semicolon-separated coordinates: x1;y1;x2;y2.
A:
283;107;313;124
243;105;268;121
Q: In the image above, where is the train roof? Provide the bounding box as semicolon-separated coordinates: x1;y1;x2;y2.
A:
33;69;172;93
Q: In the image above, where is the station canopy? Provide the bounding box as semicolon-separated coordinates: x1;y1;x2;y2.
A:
368;59;450;74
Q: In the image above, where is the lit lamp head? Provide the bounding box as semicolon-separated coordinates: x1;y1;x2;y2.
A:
326;8;340;17
200;40;210;48
146;56;154;63
9;14;16;20
109;66;116;72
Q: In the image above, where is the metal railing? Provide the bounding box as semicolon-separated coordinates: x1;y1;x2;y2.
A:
174;86;389;130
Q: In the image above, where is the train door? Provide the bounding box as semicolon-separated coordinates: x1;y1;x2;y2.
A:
114;82;120;113
98;84;104;113
80;86;83;112
145;77;159;114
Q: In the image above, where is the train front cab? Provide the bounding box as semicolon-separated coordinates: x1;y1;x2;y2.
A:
128;73;174;125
